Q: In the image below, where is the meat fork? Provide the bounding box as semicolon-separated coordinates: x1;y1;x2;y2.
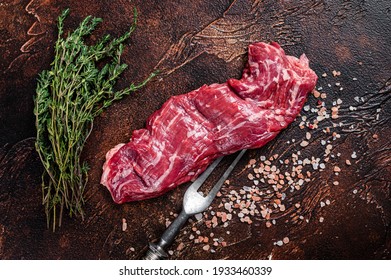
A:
144;149;247;260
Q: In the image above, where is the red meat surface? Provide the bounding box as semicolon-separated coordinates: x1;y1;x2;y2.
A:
101;42;318;203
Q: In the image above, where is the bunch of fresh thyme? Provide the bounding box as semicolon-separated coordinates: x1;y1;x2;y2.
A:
34;8;155;231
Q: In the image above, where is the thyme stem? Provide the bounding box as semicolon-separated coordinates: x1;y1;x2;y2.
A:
34;8;156;231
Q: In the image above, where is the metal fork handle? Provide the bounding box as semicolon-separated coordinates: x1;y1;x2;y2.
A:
144;210;189;260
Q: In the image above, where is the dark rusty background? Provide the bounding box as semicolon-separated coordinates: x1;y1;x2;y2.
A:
0;0;390;259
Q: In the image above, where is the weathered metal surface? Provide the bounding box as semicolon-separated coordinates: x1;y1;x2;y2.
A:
0;0;390;259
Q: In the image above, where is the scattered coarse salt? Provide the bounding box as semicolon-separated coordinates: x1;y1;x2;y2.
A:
351;151;357;159
353;189;358;194
331;108;339;119
166;219;171;228
332;70;341;77
346;159;352;165
211;216;218;227
321;73;327;78
202;245;210;251
122;218;127;232
264;165;271;172
300;140;309;147
202;106;356;240
195;213;203;221
319;217;324;223
198;236;204;243
177;242;185;251
244;216;253;224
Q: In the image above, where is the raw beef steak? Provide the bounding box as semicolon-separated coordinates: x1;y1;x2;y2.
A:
101;42;318;203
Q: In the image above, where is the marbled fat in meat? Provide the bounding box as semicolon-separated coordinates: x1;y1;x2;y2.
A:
101;42;318;203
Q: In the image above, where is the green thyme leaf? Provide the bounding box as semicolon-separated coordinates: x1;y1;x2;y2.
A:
34;8;156;231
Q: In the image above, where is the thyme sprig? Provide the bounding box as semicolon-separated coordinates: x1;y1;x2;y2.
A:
34;8;155;231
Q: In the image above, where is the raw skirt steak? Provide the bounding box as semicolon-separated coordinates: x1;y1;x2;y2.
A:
101;42;318;203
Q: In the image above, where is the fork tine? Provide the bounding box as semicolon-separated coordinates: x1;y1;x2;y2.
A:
204;149;247;205
183;149;247;214
186;156;224;192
